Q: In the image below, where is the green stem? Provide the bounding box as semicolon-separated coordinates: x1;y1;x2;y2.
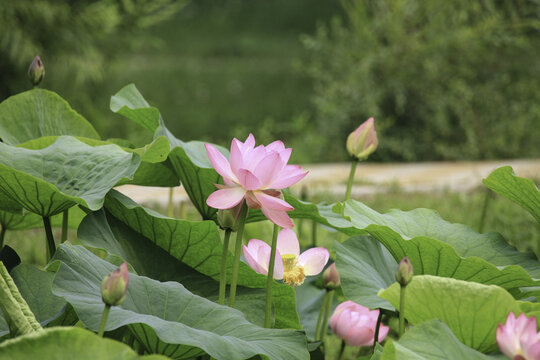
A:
264;224;280;328
314;290;330;341
478;188;491;233
0;225;6;249
42;216;56;261
345;159;358;201
311;220;317;247
61;209;69;243
180;200;186;219
337;339;346;360
298;186;308;240
228;202;248;308
168;187;174;218
399;285;406;337
98;304;111;337
218;229;232;305
319;289;334;341
372;309;383;352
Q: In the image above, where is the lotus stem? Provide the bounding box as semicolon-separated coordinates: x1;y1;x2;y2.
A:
478;188;491;233
180;200;186;219
228;202;248;308
338;339;346;360
61;210;69;243
319;289;334;341
0;225;5;249
311;220;317;247
399;285;406;337
264;224;279;328
98;304;111;337
168;187;174;218
42;216;56;261
372;309;383;352
345;159;358;201
218;229;232;305
314;290;330;340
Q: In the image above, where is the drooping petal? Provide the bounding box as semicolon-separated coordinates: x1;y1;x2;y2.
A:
254;191;293;211
253;152;285;187
276;228;300;257
298;247;330;275
252;243;283;279
269;165;308;189
237;168;262;190
261;207;294;229
243;241;269;275
205;144;236;183
206;187;246;209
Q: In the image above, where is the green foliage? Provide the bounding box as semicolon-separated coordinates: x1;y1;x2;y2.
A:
302;0;540;161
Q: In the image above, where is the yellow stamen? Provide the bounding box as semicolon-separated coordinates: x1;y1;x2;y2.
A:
281;254;305;286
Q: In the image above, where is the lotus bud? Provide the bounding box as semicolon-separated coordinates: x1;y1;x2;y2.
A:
322;263;340;289
28;56;45;86
217;203;243;232
346;117;378;160
101;262;129;306
395;256;413;286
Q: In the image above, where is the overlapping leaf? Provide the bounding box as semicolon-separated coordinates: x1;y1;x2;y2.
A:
0;137;140;216
483;166;540;223
52;244;309;360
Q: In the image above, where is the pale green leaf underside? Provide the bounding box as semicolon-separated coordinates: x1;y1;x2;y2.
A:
0;136;140;216
0;88;99;145
483;166;540;223
110;84;161;132
52;244;309;360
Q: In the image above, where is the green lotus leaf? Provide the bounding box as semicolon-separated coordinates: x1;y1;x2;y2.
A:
483;166;540;223
380;320;503;360
52;244;309;360
0;88;99;145
110;84;161;133
0;136;140;216
379;275;540;353
0;206;86;231
0;327;169;360
103;190;301;329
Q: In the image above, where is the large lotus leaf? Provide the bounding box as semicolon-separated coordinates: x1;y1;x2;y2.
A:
379;320;503;360
483;166;540;223
52;244;309;360
335;236;397;310
0;327;169;360
379;275;540;353
78;209;268;326
110;84;161;133
0;136;140;216
103;190;301;329
0;89;99;145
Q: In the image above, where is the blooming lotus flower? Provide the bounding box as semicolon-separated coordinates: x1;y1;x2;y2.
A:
497;312;540;360
346;117;378;160
330;301;389;347
242;228;329;286
205;134;307;228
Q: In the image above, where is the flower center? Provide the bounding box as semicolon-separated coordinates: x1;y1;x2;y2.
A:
281;254;305;286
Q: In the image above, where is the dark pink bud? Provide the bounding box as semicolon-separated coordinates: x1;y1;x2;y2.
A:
101;262;129;306
28;56;45;86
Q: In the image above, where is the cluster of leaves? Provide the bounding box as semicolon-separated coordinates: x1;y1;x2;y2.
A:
0;83;538;359
302;0;540;161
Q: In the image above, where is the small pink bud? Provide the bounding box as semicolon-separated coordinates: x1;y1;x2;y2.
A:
396;257;413;286
28;56;45;86
101;262;129;306
346;117;378;160
330;301;389;346
322;263;340;289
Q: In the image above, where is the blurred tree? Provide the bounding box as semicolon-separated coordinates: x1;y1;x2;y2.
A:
302;0;540;161
0;0;187;100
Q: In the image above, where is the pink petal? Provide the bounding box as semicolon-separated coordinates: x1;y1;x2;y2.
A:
261;207;294;229
243;145;267;170
254;191;293;211
205;144;236;183
206;187;246;209
276;228;300;257
237;169;262;190
243;134;256;150
253;152;285;187
229;139;244;175
245;191;261;209
334;308;353;339
346;325;374;347
377;325;389;342
266;140;285;152
297;247;330;275
243;242;269;275
254;244;283;279
269;165;308;189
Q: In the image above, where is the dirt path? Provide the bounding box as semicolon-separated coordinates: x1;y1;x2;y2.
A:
116;159;540;206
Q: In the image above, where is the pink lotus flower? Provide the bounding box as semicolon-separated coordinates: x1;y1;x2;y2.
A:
330;301;389;347
205;134;307;228
497;312;540;360
346;117;378;160
242;228;329;286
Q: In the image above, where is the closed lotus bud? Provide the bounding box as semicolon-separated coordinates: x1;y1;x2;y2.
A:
217;203;243;232
346;117;378;160
101;262;129;306
28;56;45;86
323;263;340;289
395;257;413;286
